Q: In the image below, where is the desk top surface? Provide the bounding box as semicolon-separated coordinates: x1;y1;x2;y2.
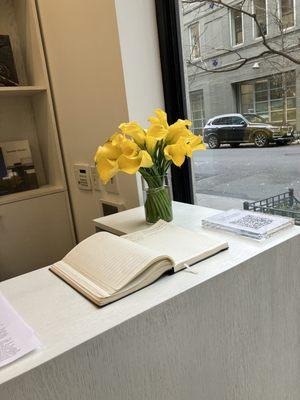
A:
1;202;299;385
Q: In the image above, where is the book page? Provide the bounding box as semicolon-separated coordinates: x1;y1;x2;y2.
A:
124;220;228;269
60;232;172;294
0;293;40;368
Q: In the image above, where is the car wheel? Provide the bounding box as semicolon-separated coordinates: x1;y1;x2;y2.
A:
230;143;240;148
208;135;220;149
254;132;269;148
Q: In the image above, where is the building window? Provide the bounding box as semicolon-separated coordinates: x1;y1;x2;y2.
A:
239;71;296;126
253;0;267;37
231;8;243;45
189;22;201;60
281;0;295;28
189;90;205;134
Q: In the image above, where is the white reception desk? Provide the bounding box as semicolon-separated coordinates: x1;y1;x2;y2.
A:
1;203;300;400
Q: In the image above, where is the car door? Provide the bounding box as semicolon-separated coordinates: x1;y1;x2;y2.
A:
219;116;234;142
204;118;223;143
231;116;247;142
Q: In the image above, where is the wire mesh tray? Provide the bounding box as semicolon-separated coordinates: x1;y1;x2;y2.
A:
243;188;300;225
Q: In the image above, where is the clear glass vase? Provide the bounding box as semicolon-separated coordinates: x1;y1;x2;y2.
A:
143;175;173;224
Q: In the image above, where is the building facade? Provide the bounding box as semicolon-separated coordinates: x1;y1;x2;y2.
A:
182;0;300;134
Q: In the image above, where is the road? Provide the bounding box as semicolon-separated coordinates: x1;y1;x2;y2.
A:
193;143;300;203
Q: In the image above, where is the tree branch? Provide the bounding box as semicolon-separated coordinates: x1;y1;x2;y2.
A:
183;0;300;68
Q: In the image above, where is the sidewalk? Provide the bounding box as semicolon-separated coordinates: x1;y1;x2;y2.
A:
195;193;249;210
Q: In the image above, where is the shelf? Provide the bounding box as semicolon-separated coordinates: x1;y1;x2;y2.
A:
0;86;47;97
0;185;66;206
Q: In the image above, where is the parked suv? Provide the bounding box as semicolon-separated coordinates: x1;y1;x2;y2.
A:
203;113;294;149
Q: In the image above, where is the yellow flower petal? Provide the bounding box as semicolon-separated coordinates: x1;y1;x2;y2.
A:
139;150;153;168
118;150;153;174
148;109;169;129
185;135;206;157
96;158;118;184
166;120;193;144
164;143;187;167
119;122;146;147
147;124;168;140
110;132;126;146
94;142;121;162
118;154;141;174
120;140;139;158
155;109;169;129
145;135;158;155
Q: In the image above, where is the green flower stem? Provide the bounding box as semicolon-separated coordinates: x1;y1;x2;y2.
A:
141;169;173;223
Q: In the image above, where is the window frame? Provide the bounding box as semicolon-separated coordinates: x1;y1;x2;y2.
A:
252;0;268;39
155;0;194;204
280;0;296;30
189;89;205;133
188;21;201;61
230;6;244;47
238;71;296;126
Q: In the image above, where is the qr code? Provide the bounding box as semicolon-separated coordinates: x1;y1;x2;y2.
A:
231;215;273;230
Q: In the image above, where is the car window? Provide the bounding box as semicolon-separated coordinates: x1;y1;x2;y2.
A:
231;116;245;125
213;117;231;125
243;114;266;123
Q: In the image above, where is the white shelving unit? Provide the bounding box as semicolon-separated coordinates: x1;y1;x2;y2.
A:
0;0;76;280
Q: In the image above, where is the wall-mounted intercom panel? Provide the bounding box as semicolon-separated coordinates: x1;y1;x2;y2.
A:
73;163;92;190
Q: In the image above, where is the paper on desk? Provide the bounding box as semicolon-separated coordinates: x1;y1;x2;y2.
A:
0;293;40;368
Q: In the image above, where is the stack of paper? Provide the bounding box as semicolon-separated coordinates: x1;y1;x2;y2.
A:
202;209;294;240
0;293;40;368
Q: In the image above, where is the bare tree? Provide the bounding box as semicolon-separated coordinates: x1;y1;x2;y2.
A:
183;0;300;73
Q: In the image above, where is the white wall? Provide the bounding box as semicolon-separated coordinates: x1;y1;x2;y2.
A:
37;0;164;240
115;0;165;203
115;0;165;124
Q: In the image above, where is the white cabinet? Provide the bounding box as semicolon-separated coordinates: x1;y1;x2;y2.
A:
0;191;74;281
0;0;76;279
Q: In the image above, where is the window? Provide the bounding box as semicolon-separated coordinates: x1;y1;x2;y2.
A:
231;8;243;45
253;0;267;37
231;116;245;125
189;22;201;60
240;71;296;126
156;1;300;210
189;90;205;134
281;0;295;28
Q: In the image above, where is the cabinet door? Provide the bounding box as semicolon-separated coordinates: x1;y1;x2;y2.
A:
0;192;75;281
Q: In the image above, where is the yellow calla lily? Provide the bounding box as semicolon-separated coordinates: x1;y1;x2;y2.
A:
119;122;146;147
120;140;139;158
164;139;187;167
118;150;153;174
166;119;193;145
96;158;118;184
95;109;205;186
145;135;158;155
94;142;121;163
148;109;169;129
185;135;206;157
147;124;168;140
110;132;126;146
139;150;154;168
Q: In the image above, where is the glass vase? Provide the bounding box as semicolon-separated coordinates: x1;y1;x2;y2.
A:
143;176;173;224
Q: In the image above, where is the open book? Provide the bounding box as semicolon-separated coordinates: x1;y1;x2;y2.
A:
50;221;228;306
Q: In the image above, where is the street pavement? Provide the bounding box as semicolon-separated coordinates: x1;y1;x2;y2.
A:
193;142;300;207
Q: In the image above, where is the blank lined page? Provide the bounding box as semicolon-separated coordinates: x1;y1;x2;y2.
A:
124;221;228;268
62;232;165;293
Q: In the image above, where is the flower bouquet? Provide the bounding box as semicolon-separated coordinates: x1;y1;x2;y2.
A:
95;109;205;223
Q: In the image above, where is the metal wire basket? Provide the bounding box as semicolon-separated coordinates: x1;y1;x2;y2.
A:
243;188;300;225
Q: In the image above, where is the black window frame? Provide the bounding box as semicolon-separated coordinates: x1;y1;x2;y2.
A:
155;0;194;204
